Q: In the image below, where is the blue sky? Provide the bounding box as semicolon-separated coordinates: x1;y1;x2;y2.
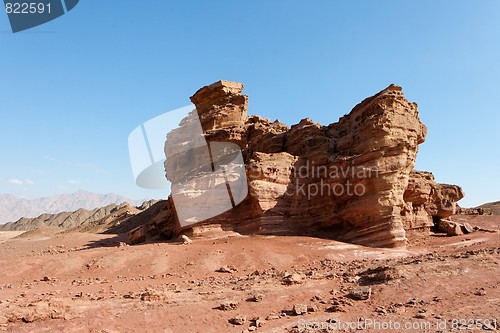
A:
0;1;499;207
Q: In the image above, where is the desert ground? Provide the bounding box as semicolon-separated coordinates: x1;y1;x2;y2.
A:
0;215;498;333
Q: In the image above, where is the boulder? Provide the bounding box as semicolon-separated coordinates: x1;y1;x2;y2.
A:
438;220;463;236
292;304;308;315
350;287;372;300
403;171;464;234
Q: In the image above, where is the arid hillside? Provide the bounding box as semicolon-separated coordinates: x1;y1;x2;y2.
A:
0;200;160;233
0;191;144;224
479;201;500;215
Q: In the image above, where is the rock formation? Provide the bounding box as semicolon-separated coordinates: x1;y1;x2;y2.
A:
129;80;465;248
403;171;464;235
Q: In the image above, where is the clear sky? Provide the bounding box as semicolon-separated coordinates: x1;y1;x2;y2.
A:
0;1;499;207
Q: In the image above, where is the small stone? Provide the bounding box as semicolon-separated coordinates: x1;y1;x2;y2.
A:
390;303;406;314
218;301;239;311
292;304;308;315
474;288;487;296
350;287;371;300
22;314;36;323
326;305;344;312
307;304;318;312
283;273;303;285
217;265;238;273
414;309;428;319
461;222;475;234
229;315;246;325
179;235;192;244
250;294;263;302
266;315;280;320
406;298;417;306
252;318;265;328
140;291;161;301
438;220;463;236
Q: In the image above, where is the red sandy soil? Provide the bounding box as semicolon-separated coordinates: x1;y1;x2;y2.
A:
0;215;498;333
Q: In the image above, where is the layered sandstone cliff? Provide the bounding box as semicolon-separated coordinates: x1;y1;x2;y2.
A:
129;81;464;248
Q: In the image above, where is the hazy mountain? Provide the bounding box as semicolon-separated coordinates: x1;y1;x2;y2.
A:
0;190;145;224
0;203;125;231
0;199;162;233
479;200;500;215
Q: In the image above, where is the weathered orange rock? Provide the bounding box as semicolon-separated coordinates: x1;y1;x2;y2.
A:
438;219;463;236
129;80;464;248
403;171;464;234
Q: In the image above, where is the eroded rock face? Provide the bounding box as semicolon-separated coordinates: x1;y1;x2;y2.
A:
129;80;464;247
403;171;464;235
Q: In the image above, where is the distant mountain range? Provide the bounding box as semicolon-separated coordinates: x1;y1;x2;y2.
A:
0;190;146;224
0;199;163;234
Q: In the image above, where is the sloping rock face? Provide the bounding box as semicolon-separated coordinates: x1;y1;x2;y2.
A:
129;80;464;248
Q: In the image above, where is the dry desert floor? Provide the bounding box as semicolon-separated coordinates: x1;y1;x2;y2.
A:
0;215;499;333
